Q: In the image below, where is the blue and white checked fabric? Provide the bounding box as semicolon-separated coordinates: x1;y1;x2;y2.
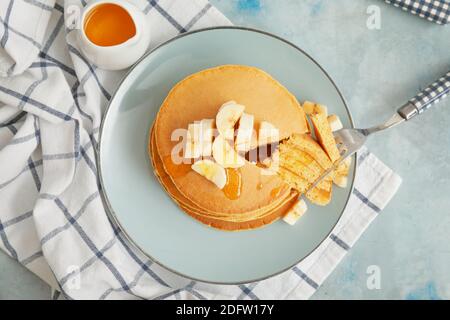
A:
385;0;450;25
0;0;402;299
410;71;450;112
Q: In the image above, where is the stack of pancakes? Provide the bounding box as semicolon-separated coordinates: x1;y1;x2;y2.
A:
149;65;310;231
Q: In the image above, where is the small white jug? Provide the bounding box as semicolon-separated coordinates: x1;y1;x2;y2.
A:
78;0;151;70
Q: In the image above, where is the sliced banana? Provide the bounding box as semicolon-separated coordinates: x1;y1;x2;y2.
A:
303;101;328;116
282;199;308;225
333;175;348;188
249;130;258;150
334;157;351;177
260;150;279;176
303;101;315;115
343;157;351;167
258;121;279;146
317;104;328;116
235;113;255;152
212;135;245;168
333;157;350;188
261;149;279;167
261;156;272;168
216;101;245;140
183;122;202;159
200;119;214;157
184;141;201;159
188;122;201;141
327;114;343;132
191;159;227;189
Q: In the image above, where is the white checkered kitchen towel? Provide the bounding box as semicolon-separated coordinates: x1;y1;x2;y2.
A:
0;0;402;300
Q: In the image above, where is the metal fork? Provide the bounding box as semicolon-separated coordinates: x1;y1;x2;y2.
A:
307;70;450;192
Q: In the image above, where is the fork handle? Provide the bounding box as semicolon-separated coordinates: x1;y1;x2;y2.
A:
398;71;450;120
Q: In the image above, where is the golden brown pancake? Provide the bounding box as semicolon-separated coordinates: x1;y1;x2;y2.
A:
154;65;308;215
149;128;298;223
182;195;299;231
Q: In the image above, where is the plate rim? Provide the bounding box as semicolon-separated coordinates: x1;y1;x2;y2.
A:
97;26;357;285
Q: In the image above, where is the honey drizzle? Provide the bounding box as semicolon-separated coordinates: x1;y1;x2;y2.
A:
270;185;283;199
256;171;264;190
162;155;192;178
222;168;242;200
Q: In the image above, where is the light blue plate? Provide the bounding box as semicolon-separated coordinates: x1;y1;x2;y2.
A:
99;27;355;284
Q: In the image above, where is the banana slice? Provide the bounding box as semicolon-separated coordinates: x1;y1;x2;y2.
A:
183;122;202;159
200;119;214;157
327;114;343;132
191;159;227;189
249;130;258;151
333;157;351;188
260;150;279;176
188;122;201;141
212;135;245;168
184;141;201;159
282;199;308;225
303;101;328;116
258;121;279;146
235;113;255;152
261;149;279;167
303;101;315;115
333;175;348;188
216;101;245;140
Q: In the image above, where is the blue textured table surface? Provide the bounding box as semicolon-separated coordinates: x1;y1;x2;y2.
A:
1;0;449;299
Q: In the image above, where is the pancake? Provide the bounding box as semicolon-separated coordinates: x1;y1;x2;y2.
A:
182;194;299;231
150;127;297;223
154;65;308;215
149;127;299;230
